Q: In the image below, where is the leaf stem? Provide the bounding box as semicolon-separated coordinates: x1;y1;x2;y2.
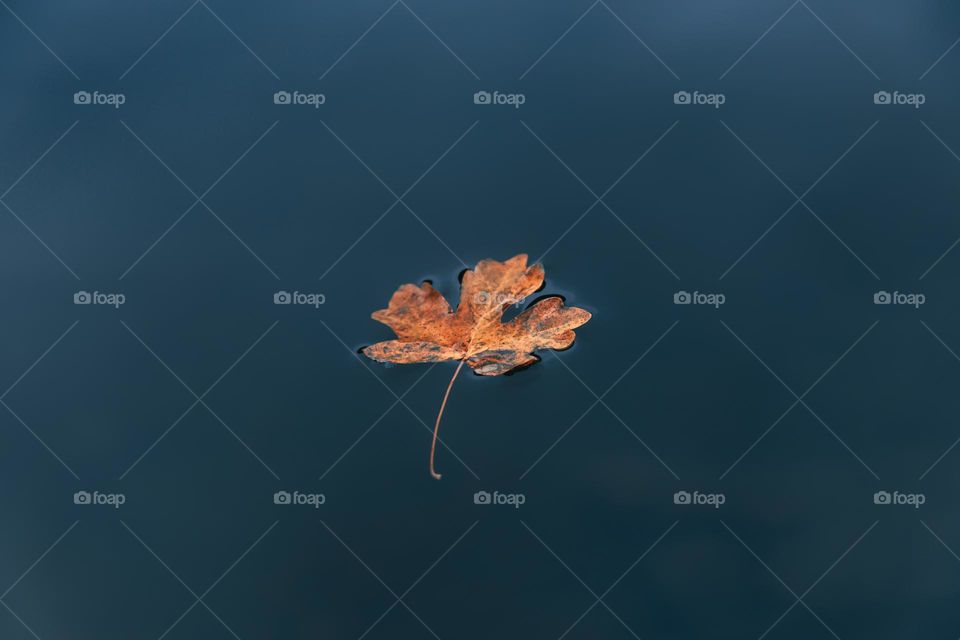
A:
430;358;466;480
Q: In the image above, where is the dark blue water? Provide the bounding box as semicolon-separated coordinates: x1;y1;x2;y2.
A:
2;1;960;638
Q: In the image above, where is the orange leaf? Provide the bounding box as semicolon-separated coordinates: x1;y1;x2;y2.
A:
363;254;591;479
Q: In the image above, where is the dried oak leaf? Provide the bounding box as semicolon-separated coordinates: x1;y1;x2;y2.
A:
363;254;591;479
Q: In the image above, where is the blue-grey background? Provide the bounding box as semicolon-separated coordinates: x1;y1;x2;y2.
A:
2;1;960;638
